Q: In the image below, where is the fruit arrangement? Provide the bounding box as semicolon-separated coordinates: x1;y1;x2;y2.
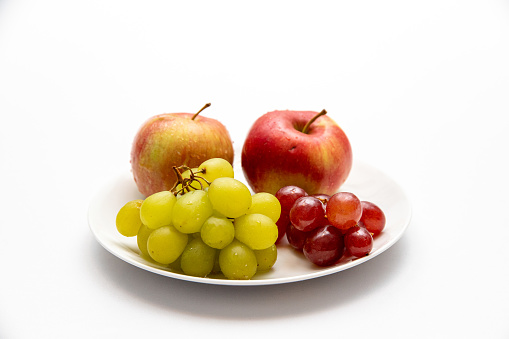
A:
114;105;387;280
276;185;386;266
116;158;280;280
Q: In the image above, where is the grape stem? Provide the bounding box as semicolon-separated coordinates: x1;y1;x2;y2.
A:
301;109;327;134
191;103;211;120
170;165;212;196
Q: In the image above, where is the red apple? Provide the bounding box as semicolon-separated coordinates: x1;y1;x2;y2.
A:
241;110;352;196
131;104;234;197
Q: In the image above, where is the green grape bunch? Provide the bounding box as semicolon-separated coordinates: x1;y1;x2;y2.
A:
115;158;280;280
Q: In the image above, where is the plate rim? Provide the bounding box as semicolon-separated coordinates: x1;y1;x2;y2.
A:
88;160;411;286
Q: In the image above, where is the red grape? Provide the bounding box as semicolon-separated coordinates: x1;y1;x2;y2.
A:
359;201;386;236
303;225;345;266
275;185;308;244
275;214;290;244
276;187;384;268
275;185;307;215
289;196;327;232
344;225;373;258
326;192;362;230
311;193;330;212
286;223;311;251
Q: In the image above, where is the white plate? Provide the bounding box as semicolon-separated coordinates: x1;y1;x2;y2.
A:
88;160;411;286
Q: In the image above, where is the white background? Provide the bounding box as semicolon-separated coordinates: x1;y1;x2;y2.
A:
1;0;508;338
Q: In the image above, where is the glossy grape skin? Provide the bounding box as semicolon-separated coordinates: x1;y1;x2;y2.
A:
140;191;177;229
275;214;290;244
234;213;278;250
180;237;217;277
254;244;278;271
219;240;257;280
136;224;153;258
311;193;330;213
326;192;362;230
275;185;307;216
200;216;235;249
116;199;144;237
208;177;252;218
344;225;373;257
275;186;307;244
289;196;327;232
247;192;282;223
171;190;213;234
286;223;311;251
303;225;345;267
359;201;386;236
147;226;188;264
198;158;234;185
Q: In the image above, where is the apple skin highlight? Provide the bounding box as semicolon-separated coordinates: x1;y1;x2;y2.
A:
241;110;352;196
131;113;234;197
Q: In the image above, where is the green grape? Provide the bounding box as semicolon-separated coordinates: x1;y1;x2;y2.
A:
200;216;235;249
116;199;144;237
168;255;182;272
247;192;281;223
219;240;257;280
212;208;226;218
147;226;188;264
140;191;176;229
137;224;153;258
198;158;234;184
211;251;221;274
180;237;217;277
208;177;252;218
172;190;213;234
234;213;278;250
254;244;278;271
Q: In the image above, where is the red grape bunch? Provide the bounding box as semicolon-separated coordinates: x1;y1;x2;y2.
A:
275;186;386;267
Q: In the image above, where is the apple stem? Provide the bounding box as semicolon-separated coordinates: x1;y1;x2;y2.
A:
192;103;211;120
301;109;327;134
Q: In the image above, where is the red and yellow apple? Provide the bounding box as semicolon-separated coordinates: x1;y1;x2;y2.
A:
241;110;352;196
131;104;234;197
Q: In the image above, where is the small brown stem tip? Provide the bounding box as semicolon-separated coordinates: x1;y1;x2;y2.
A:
192;103;211;120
